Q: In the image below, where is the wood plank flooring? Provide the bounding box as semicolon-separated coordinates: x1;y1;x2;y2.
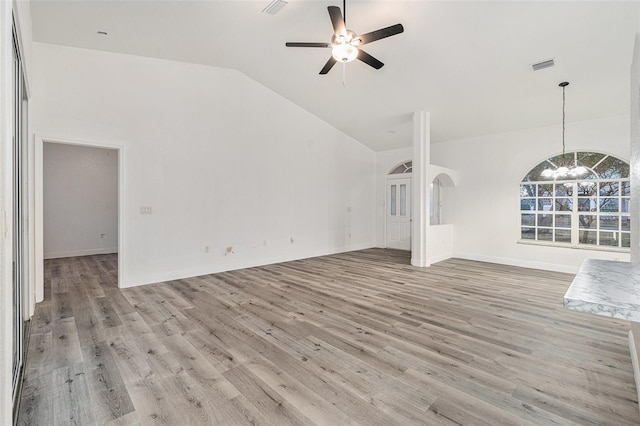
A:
17;249;640;425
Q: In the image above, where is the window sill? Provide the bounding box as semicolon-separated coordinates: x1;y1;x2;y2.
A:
517;239;630;253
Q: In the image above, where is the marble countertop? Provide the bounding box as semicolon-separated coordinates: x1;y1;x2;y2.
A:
564;259;640;322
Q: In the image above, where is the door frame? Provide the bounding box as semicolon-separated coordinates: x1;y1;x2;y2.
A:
34;135;125;301
384;173;412;250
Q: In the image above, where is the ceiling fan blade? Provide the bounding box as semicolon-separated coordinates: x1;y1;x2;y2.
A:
328;6;347;37
319;57;338;75
357;23;404;45
286;42;331;48
357;49;384;70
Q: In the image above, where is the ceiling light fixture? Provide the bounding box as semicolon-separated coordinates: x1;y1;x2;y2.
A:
285;0;403;75
541;82;588;180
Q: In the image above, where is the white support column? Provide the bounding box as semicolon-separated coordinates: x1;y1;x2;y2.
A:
629;32;640;412
411;111;431;267
631;33;640;265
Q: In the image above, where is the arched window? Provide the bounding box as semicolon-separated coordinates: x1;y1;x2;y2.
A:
520;151;630;248
390;161;412;174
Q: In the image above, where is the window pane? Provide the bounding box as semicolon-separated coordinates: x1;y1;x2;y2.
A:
554;184;573;197
622;198;630;213
599;231;619;247
521;214;535;226
399;184;406;216
390;161;412;175
520;184;536;197
579;230;597;245
538;198;553;211
523;162;552;182
537;214;552;227
622;216;630;232
390;185;396;215
599;216;619;230
555;229;571;243
576;152;605;168
548;152;574;167
521;227;535;240
594;156;630;179
577;197;596;212
600;198;619;212
521;199;536;210
555;198;573;211
622;233;631;248
537;184;553;197
577;182;597;196
555;215;571;228
622;181;631;196
538;228;553;241
599;182;619;196
579;215;596;229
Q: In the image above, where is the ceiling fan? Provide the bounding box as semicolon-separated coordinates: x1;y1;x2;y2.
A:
285;0;404;75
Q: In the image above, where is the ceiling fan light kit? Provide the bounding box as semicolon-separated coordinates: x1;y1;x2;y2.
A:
332;44;358;62
285;0;404;75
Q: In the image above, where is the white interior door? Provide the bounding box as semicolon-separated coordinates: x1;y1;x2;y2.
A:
386;178;411;250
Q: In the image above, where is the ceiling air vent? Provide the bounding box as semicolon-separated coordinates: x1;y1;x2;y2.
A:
531;58;555;71
263;0;287;14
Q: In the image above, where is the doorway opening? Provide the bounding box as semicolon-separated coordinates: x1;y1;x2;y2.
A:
35;137;123;300
385;161;412;250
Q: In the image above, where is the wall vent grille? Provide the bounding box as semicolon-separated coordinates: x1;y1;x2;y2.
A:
263;0;287;14
531;59;555;71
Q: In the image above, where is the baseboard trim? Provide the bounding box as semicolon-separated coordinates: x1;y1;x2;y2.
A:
120;243;375;288
452;251;579;274
411;258;431;268
44;247;118;259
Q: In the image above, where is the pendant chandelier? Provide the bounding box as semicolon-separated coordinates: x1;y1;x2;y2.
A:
541;82;588;179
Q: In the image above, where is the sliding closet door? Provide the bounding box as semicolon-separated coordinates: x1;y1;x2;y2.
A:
11;17;28;410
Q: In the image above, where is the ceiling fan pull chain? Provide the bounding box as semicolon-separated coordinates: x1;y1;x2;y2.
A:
343;62;347;87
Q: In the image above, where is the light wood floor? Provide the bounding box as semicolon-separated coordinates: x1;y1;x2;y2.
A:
17;249;639;425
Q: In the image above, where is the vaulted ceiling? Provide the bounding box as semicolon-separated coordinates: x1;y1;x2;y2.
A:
29;1;638;151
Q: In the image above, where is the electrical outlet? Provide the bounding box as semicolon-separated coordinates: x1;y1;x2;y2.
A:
140;206;153;215
225;246;234;255
290;237;294;244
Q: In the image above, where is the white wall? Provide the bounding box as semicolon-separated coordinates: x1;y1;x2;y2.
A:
432;114;631;273
43;143;118;258
32;42;376;288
